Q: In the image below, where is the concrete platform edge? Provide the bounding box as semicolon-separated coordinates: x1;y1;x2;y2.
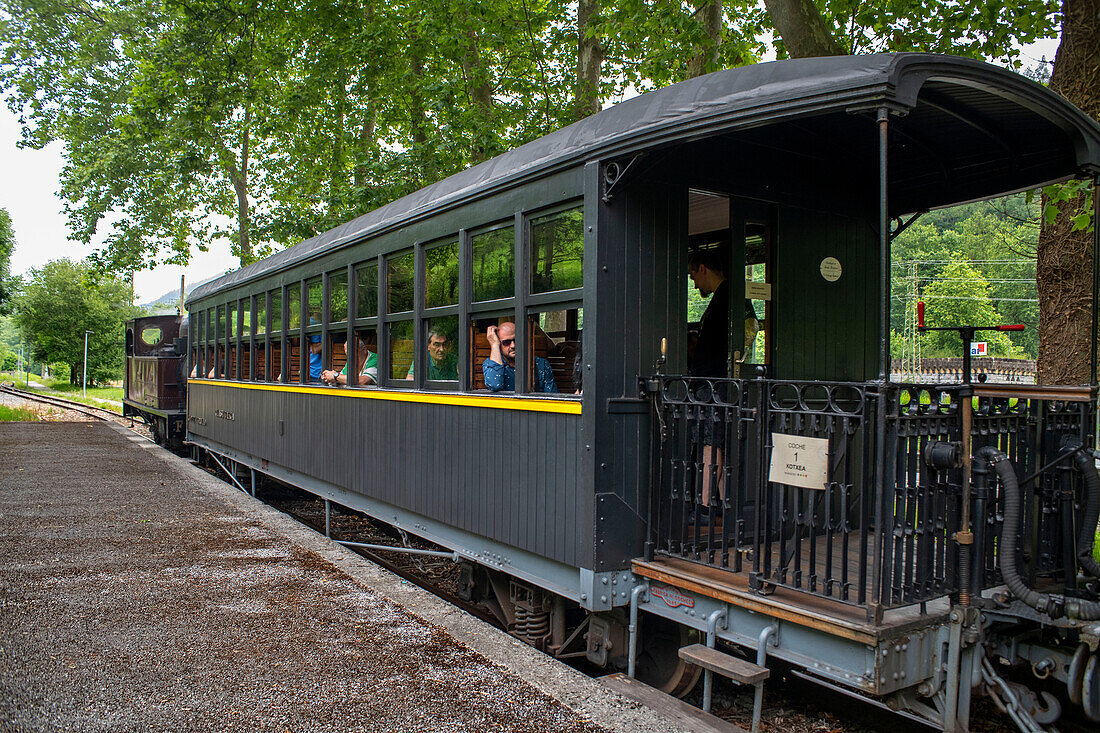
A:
117;425;691;733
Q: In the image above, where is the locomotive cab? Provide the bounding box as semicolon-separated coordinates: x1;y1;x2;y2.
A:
123;314;188;449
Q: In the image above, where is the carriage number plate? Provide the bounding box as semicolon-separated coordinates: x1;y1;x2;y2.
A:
769;433;829;490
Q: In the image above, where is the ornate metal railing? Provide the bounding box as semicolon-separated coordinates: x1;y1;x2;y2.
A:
644;376;1095;622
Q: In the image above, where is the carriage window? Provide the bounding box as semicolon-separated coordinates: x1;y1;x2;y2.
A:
357;263;378;318
229;304;240;378
254;338;267;381
388;320;414;380
425;241;459;308
241;299;251;338
529;307;581;394
307;278;323;324
336;329;377;387
469;313;516;391
531;208;583;294
255;294;267;335
330;271;348;323
472;226;514;301
284;336;301;383
409;315;458;382
270;290;282;332
265;338;280;382
388;252;414;313
287;284;301;329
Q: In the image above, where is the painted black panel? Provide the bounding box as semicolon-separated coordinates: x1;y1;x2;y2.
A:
188;383;587;567
591;179;688;569
774;207;878;381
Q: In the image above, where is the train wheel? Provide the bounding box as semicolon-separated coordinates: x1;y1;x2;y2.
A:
634;615;703;697
1084;653;1100;723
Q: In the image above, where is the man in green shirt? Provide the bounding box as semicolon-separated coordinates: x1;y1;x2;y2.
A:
406;326;458;381
321;337;378;386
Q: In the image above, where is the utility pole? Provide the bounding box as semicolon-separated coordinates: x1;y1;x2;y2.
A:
900;262;922;382
83;331;94;398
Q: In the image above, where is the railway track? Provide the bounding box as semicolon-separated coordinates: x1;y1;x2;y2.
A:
0;384;150;437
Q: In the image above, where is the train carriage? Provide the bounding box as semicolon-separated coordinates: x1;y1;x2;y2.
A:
182;54;1100;732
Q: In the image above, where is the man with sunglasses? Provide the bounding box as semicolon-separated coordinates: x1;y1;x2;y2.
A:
483;321;557;393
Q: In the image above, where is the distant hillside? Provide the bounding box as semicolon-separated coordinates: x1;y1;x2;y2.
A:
140;275;220;314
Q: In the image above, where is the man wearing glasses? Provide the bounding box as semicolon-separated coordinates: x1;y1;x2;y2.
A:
405;326;458;381
483;321;557;393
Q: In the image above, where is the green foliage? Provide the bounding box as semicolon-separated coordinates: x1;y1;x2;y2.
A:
918;258;1022;358
12;258;139;384
893;195;1041;360
0;0;1062;278
813;0;1059;66
1030;179;1095;233
0;207;13;313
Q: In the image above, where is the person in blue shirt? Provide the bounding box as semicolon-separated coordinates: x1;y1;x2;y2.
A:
483;321;557;393
308;334;323;382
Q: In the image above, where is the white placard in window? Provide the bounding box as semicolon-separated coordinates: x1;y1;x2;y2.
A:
769;433;830;490
745;280;772;300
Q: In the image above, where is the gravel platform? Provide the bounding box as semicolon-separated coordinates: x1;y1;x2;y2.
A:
0;422;690;733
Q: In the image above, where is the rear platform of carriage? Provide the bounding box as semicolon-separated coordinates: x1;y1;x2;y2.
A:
586;55;1100;731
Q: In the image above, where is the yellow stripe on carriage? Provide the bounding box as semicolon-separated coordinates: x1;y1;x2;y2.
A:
186;379;582;415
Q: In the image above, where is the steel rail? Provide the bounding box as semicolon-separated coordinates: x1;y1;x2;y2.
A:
0;384;123;422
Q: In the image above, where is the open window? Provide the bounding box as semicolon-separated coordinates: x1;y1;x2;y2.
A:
528;308;581;394
470;313;516;392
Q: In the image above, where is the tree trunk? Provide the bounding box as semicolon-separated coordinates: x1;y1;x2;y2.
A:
408;52;435;185
763;0;847;57
687;0;723;78
1036;0;1099;385
354;100;377;191
462;29;495;164
330;73;347;214
575;0;604;120
219;105;253;267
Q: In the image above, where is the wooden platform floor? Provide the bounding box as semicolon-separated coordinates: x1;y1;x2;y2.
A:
679;523;879;587
633;555;949;645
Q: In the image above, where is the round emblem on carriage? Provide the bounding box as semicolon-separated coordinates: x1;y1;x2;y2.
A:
819;256;842;282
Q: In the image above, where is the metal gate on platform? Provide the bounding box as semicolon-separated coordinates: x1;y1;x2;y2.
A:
643;375;1092;622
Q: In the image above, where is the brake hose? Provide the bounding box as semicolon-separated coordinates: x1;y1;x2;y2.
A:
1072;448;1100;579
983;446;1100;620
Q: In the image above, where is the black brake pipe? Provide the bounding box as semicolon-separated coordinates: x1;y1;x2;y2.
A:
985;446;1100;620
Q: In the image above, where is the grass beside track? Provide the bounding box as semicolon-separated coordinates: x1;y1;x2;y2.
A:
38;378;123;403
0;404;41;421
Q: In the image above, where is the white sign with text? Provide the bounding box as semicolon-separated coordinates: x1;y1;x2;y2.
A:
768;433;830;490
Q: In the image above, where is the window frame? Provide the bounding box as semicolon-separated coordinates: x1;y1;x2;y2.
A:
190;197;584;397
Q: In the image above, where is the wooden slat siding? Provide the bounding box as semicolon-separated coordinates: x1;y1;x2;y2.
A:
775;207;877;381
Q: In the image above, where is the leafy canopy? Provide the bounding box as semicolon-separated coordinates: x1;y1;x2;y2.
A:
12;258;139;383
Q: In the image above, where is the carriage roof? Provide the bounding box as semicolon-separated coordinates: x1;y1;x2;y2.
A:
189;53;1100;304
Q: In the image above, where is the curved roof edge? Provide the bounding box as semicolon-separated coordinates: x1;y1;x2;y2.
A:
189;53;1100;304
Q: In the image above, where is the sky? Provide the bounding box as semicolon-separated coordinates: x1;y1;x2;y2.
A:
0;38;1061;306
